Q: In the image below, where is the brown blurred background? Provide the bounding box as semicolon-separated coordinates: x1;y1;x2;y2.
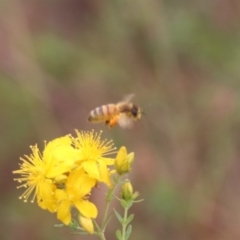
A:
1;0;240;239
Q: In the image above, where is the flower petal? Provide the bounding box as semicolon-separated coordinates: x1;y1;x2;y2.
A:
75;200;98;219
55;189;67;202
66;168;97;197
43;136;72;159
46;147;81;178
57;199;72;225
36;179;57;212
82;161;100;180
98;161;112;188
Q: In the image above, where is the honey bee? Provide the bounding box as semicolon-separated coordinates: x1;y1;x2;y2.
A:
88;94;142;128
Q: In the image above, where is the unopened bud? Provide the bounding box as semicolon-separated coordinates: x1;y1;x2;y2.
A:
121;180;133;201
115;147;134;175
78;215;94;234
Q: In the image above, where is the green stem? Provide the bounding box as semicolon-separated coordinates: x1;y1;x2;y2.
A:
101;200;111;229
96;176;122;240
121;207;128;240
101;176;120;230
93;220;106;240
98;232;107;240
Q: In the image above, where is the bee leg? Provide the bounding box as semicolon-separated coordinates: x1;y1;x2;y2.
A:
105;120;110;125
109;115;119;128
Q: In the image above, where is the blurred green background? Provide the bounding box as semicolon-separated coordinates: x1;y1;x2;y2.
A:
1;0;240;239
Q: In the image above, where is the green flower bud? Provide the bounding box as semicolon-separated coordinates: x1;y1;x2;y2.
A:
121;180;133;201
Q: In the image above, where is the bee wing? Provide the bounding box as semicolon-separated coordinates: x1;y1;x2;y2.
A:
117;113;134;129
122;93;135;103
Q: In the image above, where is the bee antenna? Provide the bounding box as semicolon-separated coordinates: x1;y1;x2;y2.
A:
141;110;146;115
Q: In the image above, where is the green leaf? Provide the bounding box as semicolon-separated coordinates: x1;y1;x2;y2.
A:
126;201;133;208
133;199;144;203
126;214;134;225
120;199;128;209
68;219;81;229
114;209;123;223
125;225;132;240
116;229;122;240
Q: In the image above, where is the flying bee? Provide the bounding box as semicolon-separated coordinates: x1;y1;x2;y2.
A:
88;94;142;128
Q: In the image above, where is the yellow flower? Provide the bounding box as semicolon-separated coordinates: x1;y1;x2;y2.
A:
73;130;116;187
55;167;97;225
13;136;80;212
115;146;134;175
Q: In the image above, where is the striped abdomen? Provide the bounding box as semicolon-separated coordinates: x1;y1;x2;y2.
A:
88;104;118;122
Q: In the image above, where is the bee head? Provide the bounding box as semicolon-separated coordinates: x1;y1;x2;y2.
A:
131;104;141;119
